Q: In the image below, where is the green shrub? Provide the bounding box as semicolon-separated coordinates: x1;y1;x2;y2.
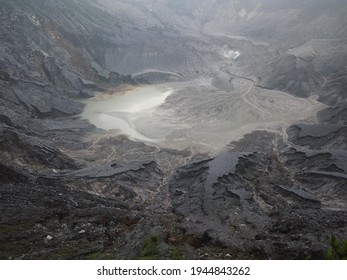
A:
327;235;347;260
170;246;185;260
139;235;160;260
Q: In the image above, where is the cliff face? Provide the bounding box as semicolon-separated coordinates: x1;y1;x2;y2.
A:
127;0;347;101
2;0;346;97
1;0;136;87
0;0;346;260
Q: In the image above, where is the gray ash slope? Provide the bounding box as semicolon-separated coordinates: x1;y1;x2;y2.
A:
0;0;346;259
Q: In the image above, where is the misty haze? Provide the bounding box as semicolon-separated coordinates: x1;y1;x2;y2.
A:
0;0;346;260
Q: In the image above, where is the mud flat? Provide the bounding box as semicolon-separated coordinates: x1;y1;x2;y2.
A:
80;78;326;155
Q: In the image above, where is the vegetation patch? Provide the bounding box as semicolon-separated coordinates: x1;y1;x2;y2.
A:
327;235;347;260
169;246;185;260
139;234;161;260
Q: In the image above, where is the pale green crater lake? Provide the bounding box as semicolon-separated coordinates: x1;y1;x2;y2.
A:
80;85;172;142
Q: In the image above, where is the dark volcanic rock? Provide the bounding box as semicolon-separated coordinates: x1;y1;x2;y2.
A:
258;54;324;98
287;122;347;150
0;127;79;171
0;181;143;260
317;103;347;124
169;147;347;259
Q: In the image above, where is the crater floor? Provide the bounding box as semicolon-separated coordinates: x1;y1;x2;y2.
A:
80;77;326;154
